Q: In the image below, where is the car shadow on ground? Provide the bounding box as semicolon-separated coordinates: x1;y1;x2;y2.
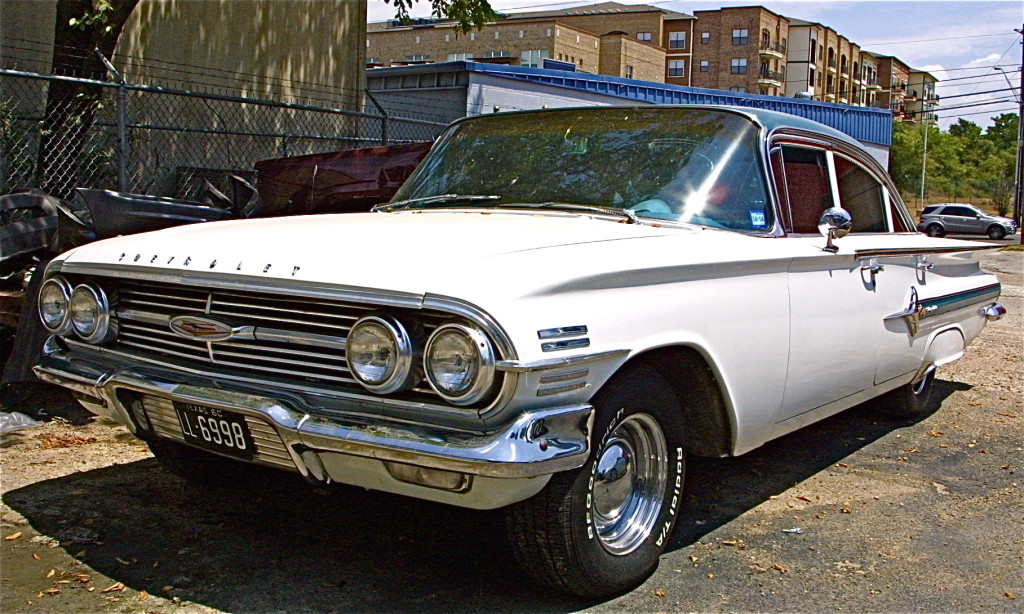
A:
2;379;967;613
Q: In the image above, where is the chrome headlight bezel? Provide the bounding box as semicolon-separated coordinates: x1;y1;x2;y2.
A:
346;314;419;394
38;276;73;334
69;283;115;344
424;322;496;406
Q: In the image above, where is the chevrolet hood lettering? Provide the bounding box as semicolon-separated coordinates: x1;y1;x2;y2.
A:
170;315;242;342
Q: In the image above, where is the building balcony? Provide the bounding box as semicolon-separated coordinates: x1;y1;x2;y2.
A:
840;64;849;76
758;42;786;58
827;58;837;72
866;78;881;90
757;69;785;86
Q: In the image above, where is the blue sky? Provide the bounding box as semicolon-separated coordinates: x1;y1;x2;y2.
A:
366;0;1023;130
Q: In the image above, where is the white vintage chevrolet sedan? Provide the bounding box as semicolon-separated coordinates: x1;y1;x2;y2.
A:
35;106;1004;598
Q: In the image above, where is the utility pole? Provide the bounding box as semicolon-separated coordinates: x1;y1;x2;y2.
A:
1016;25;1023;244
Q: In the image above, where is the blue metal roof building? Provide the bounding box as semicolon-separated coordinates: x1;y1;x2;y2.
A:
367;61;894;161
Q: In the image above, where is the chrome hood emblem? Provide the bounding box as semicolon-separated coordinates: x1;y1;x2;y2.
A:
170;315;237;342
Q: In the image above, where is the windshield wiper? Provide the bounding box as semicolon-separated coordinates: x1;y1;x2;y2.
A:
372;194;501;212
500;202;639;224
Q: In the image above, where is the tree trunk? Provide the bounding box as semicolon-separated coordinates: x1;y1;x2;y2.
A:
37;0;139;198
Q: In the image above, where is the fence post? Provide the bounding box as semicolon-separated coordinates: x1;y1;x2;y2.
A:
364;90;388;146
95;49;129;192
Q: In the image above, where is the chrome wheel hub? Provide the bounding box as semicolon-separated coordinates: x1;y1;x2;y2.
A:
591;413;668;555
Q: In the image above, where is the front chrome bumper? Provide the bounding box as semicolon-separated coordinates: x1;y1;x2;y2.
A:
34;341;594;509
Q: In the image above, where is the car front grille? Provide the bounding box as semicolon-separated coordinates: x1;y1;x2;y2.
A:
96;278;452;403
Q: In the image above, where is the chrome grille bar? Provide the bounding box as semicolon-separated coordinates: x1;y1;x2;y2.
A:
103;278;449;402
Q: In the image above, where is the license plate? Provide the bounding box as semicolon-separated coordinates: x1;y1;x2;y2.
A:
173;401;255;460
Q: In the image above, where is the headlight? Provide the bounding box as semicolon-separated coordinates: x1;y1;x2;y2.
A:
69;284;115;343
38;277;72;334
424;323;495;405
346;315;418;393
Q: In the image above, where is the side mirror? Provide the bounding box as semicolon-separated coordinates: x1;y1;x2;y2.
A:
818;207;852;253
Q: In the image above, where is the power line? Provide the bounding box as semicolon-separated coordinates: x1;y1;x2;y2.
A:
859;32;1015;46
938;86;1019;100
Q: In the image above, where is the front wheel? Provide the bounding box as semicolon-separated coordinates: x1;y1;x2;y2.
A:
925;224;945;237
504;366;686;599
987;225;1007;240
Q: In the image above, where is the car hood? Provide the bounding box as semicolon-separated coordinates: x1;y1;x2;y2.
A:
57;210;707;297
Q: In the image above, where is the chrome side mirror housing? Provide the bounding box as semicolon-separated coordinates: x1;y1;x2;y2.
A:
819;208;852;253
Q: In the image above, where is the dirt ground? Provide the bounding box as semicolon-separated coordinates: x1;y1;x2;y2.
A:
1;248;1021;614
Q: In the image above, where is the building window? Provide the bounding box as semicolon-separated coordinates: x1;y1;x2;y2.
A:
730;86;746;93
637;32;652;43
701;32;710;44
731;58;748;74
495;31;500;39
366;57;382;65
732;29;749;45
406;54;431;62
625;65;634;79
668;60;685;77
809;40;816;63
669;31;686;49
700;60;709;72
448;53;471;61
483;50;510;58
520;49;549;68
808;66;816;87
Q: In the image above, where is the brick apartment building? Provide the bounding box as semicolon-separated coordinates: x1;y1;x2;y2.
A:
367;2;681;83
870;53;913;120
367;2;936;119
689;6;788;96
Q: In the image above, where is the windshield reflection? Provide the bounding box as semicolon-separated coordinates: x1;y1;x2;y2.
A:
392;108;772;232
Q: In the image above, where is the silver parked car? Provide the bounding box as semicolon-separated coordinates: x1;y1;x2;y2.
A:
918;203;1017;239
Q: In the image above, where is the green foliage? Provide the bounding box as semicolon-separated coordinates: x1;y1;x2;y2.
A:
889;113;1019;216
383;0;498;32
68;0;118;34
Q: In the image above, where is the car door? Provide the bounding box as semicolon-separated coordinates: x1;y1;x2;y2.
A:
770;140;929;429
770;142;880;426
942;205;978;233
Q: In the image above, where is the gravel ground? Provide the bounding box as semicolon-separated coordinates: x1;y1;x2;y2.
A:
1;248;1021;614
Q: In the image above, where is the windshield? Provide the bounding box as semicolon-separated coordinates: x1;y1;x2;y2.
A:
392;107;773;232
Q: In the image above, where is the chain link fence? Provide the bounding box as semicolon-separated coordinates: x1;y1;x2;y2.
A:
0;69;448;200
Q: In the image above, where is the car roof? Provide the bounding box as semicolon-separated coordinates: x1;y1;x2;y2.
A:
449;105;862;149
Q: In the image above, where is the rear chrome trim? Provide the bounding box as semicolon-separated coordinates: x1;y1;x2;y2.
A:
921;283;1001;319
854;245;1002;260
982;303;1006;321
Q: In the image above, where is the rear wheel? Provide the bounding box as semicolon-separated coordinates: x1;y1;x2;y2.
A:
504;366;686;599
925;224;945;237
987;225;1007;240
882;367;936;419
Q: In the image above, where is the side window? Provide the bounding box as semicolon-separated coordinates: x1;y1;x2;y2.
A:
833;155;887;232
775;145;833;233
945;206;975;217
